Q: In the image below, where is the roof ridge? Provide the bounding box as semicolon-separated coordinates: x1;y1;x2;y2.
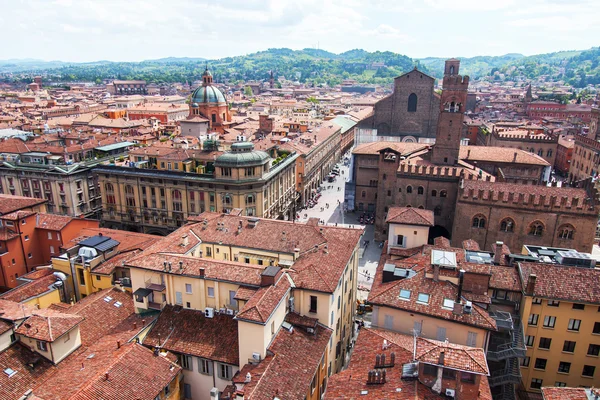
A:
465;347;488;374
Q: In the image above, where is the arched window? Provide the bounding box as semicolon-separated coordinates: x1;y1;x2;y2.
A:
472;215;486;228
557;224;575;240
449;65;455;75
407;93;417;112
537;149;543;157
500;218;515;232
361;191;366;198
440;190;447;198
529;221;544;236
172;190;182;200
431;190;437;197
418;205;424;209
417;186;424;195
406;186;413;194
105;183;114;193
434;206;442;216
125;185;135;208
172;190;182;211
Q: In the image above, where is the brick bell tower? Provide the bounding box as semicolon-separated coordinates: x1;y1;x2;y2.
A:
431;59;469;165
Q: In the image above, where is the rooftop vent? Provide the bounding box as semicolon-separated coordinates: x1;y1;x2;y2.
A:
248;217;259;228
431;250;457;269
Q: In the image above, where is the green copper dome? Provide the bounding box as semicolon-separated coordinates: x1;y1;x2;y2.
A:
191;85;227;105
215;142;270;167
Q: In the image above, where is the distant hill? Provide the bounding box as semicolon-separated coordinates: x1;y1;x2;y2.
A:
1;47;599;88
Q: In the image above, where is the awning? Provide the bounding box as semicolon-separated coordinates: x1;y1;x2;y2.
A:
133;287;152;298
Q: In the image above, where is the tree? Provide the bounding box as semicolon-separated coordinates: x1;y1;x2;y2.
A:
244;86;253;97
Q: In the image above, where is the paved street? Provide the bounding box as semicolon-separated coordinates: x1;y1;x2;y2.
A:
297;161;381;301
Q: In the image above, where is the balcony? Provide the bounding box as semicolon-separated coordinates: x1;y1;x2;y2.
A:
488;357;522;387
489;310;514;331
487;320;526;361
148;301;166;311
145;279;165;292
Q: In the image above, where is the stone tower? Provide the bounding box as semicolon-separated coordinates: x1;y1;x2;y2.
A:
431;59;469;165
269;70;274;89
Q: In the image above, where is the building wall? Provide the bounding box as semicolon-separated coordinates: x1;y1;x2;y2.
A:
0;329;14;352
22;288;61;310
520;296;600;393
569;135;600;182
179;355;239;400
387;223;429;251
0;236;28;288
372;305;488;349
488;133;557;167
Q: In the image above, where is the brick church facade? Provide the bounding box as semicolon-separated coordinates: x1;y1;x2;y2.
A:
353;59;598;253
358;67;440;142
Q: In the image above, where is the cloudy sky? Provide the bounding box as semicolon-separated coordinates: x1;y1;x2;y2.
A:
1;0;597;62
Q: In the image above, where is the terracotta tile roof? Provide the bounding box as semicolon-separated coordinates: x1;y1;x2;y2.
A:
0;273;58;303
91;249;143;275
352;141;427;155
236;276;291;324
144;305;239;365
15;311;84;342
0;210;37;221
0;227;19;241
0;318;12;335
33;335;181;400
489;265;522;291
416;337;489;375
235;322;332;400
0;299;36;321
462;239;480;251
541;387;596;400
386;207;435;226
35;214;76;231
64;288;150;347
284;312;318;330
64;228;159;254
21;268;55;280
459;146;550;166
518;262;600;304
234;286;258;301
0;343;57;399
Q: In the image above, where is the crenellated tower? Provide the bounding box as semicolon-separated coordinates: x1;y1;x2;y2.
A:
431;59;469;165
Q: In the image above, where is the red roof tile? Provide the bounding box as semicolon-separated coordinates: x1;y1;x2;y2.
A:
0;343;57;399
541;387;596;400
416;337;489;375
386;207;435;226
236;276;291;324
35;214;76;231
0;194;46;215
0;274;58;303
15;311;84;342
144;305;239;365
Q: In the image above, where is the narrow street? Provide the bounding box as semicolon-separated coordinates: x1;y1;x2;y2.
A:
297;160;382;302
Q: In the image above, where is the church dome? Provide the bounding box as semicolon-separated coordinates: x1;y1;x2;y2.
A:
215;142;270;167
191;85;227;105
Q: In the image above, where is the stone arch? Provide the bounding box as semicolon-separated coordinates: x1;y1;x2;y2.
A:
557;224;575;240
500;217;515;232
407;93;418;112
428;225;450;244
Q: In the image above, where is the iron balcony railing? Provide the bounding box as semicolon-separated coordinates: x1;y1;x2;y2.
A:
489;357;522;387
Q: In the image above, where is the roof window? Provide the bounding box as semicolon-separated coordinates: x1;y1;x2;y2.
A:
399;289;411;300
4;368;17;377
417;293;430;304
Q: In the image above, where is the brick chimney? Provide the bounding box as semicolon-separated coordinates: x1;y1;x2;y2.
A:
526;274;537;295
493;241;504;265
199;268;205;278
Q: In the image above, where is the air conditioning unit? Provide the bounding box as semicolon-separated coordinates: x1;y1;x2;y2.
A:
210;387;219;399
226;309;234;316
463;301;473;314
204;307;214;318
121;277;131;286
445;388;456;398
252;352;261;361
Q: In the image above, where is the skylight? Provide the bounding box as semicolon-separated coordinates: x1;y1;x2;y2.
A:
399;289;411;300
114;301;122;308
103;296;112;302
431;249;457;269
443;298;455;309
4;368;17;378
417;293;430;304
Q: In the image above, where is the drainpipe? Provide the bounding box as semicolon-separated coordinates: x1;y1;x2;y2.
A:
69;256;81;302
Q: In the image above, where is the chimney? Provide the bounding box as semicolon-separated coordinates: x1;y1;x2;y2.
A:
526;274;537;295
293;248;300;260
133;322;137;330
179;261;183;272
181;234;188;247
438;350;445;366
513;152;517;162
493;241;504;265
168;262;172;272
467;149;471;158
433;264;440;282
456;269;465;303
105;373;109;381
198;250;203;258
117;341;121;349
199;268;205;278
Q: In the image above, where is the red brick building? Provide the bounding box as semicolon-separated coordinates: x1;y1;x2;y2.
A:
527;101;592;123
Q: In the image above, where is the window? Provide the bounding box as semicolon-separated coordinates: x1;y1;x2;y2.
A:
534;358;547;370
417;186;424;195
525;335;535;347
396;235;405;247
460;372;475;384
180;354;192;370
440;190;447;198
442;298;454;309
37;341;47;352
558;361;571;373
472;215;485;228
528;314;539;326
573;303;585;310
532;297;542;304
547;300;560;307
530;378;543;390
467;332;477;347
185;283;192;294
568;319;581;331
563;340;576;353
588;344;600;356
206;247;212;257
199;358;213;375
543;315;556;328
594;322;600;334
423;364;437;376
582;365;596;377
555;382;567;387
24;235;29;241
434;206;441;216
406;186;412;194
183;383;192;400
50;245;55;254
407;93;418;112
78;269;85;286
207;287;214;297
521;356;530;367
539;337;552;349
499;218;515;232
399;289;411;300
417;293;430;304
47;232;52;240
558;224;575;240
218;364;232;380
529;221;544;236
310;295;318;313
